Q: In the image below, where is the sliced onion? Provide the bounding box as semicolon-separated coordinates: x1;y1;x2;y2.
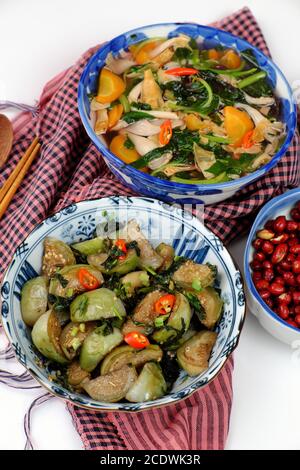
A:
94;109;108;135
265;138;279;155
110;120;130;131
163;61;181;69
90;98;110;111
260;106;271;116
236;103;266;125
149;35;190;59
171;119;185;129
148;152;173;170
193;143;216;179
120;119;161;136
243;92;275;107
120;118;184;137
157;67;181;84
251;153;272;170
152;48;174;66
264;121;285;142
106;52;136;75
163;164;196;177
90;110;96;129
127;133;159;156
128;81;143;103
233;143;262;155
218;74;238;87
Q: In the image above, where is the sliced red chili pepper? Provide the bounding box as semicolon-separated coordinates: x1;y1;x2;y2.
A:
115;238;127;260
155;294;176;315
124;331;150;349
159;119;172;146
77;268;100;290
242;129;255;149
165;67;198;76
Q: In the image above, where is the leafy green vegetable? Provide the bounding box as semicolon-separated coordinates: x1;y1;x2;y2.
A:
160;352;180;390
119;94;131;113
241;76;273;97
126;240;140;255
48;294;75;313
124;137;134;149
200;71;245;105
206;262;218;280
131;146;171;169
95;320;114;336
75;295;89;317
71;247;88;264
123;111;155;123
192;278;202;292
104;245;125;271
240;48;259;67
159;319;187;349
185;292;206;321
171;172;229;185
53;273;68;288
207;153;257;176
238;71;267;89
154;314;170;328
131;102;152;110
163;77;217;115
132;128;204;170
229;67;258;77
204;134;230;144
172;47;193;63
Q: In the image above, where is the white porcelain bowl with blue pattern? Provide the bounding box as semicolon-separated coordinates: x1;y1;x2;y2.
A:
245;188;300;345
1;197;245;411
78;23;296;205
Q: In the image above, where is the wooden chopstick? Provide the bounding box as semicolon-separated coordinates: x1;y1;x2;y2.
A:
0;136;39;204
0;138;40;219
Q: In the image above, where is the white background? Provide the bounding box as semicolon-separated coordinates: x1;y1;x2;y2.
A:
1;0;300;450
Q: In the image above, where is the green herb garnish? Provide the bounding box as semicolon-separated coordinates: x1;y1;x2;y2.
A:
185;292;206;321
192;278;202;292
76;295;88;317
53;273;69;288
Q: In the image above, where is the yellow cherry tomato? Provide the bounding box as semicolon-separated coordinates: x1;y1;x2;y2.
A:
184;114;203;131
132;39;164;65
220;50;241;69
109;135;140;164
224;106;254;147
96;68;125;104
207;49;221;60
108;104;123;129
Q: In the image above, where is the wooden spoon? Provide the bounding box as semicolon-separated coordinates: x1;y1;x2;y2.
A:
0;114;13;168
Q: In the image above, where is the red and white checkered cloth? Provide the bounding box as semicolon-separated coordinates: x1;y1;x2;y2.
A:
0;7;299;450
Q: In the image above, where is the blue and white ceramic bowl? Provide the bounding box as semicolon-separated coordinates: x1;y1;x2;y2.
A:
1;197;245;411
78;23;296;205
245;188;300;345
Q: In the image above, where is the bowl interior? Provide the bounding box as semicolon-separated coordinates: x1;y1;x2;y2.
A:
245;187;300;334
1;197;245;410
78;22;296;195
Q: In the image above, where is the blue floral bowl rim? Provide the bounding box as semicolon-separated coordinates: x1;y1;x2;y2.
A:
78;21;297;191
244;187;300;334
1;196;247;411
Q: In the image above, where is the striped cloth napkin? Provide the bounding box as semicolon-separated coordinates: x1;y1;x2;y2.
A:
0;7;299;450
